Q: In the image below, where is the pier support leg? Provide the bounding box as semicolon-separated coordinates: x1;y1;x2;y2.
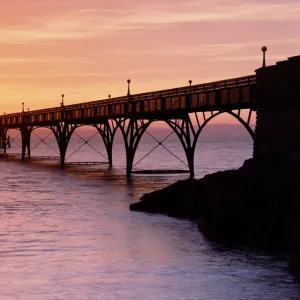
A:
50;122;77;169
0;129;7;154
185;147;195;177
108;146;113;166
117;118;152;177
20;126;33;160
126;148;135;178
95;120;118;167
59;146;66;169
27;135;31;157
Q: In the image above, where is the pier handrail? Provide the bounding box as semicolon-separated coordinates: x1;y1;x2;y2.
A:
0;74;256;119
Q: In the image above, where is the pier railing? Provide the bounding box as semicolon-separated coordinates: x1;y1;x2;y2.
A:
0;75;256;126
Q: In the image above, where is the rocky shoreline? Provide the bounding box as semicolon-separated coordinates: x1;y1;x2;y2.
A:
130;155;300;280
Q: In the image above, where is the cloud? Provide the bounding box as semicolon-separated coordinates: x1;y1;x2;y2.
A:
0;1;299;44
0;57;91;64
126;1;300;24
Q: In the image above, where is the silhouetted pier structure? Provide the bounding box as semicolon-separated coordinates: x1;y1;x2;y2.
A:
65;161;109;166
1;51;299;176
25;155;60;161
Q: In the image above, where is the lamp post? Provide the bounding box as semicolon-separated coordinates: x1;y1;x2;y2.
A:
261;46;267;67
61;94;64;107
127;79;131;97
22;102;24;113
189;80;192;93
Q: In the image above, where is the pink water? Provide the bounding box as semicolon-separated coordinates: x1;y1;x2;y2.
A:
0;123;299;299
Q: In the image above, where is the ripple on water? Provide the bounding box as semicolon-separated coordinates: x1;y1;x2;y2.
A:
0;139;300;300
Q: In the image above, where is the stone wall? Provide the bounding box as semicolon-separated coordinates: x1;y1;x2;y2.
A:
253;55;300;158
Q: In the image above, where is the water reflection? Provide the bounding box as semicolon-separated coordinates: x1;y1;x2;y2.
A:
0;142;299;299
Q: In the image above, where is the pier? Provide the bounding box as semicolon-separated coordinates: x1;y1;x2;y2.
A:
1;51;300;177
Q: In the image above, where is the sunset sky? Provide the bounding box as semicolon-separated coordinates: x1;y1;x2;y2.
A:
0;0;299;122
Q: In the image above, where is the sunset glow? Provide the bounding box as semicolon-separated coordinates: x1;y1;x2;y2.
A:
0;0;299;119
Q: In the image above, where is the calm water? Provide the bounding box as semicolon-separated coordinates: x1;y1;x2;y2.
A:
1;124;299;299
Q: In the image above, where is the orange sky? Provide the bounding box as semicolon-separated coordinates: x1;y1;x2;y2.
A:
0;0;299;123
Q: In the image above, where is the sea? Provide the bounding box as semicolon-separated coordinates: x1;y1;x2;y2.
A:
0;122;299;300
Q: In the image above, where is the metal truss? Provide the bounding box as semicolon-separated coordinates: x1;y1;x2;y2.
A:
114;109;254;177
0;109;254;176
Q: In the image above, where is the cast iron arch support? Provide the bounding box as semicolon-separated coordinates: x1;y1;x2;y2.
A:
49;122;78;169
199;110;255;140
165;116;197;177
165;109;255;177
116;118;153;177
93;119;119;166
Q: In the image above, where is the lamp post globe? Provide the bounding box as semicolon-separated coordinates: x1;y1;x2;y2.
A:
261;46;267;52
127;79;131;97
261;46;267;67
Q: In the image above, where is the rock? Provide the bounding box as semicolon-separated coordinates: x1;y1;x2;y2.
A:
288;249;300;280
130;154;300;269
129;178;200;217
